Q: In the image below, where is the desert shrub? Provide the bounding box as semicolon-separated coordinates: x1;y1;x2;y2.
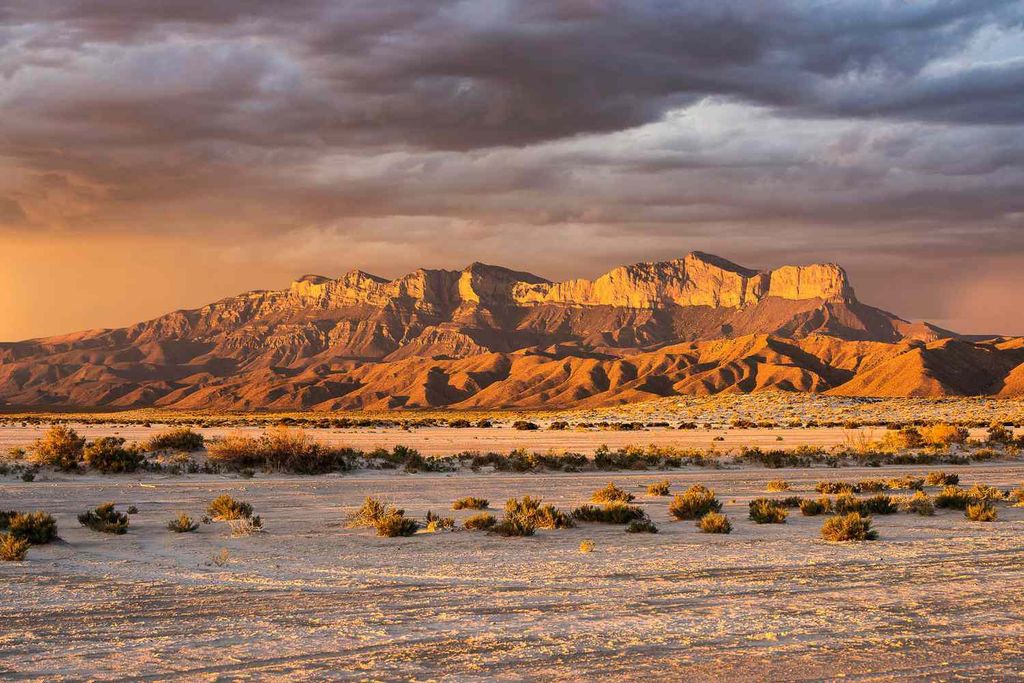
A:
229;515;265;536
78;503;129;534
29;425;85;471
766;496;804;508
965;502;997;522
0;510;16;529
0;534;30;561
572;502;646;524
424;510;456;532
934;486;971;510
800;496;830;516
207;495;254;521
493;497;539;537
1009;486;1024;507
878;427;924;451
260;427;353;474
920;424;969;446
206;433;265;469
925;471;959;487
579;539;595;553
832;493;863;515
668;485;722;520
698;511;732;534
127;505;139;515
346;497;392;528
646;480;671;496
625;518;658;534
899;491;935;516
512;421;539;431
861;494;898;515
452;497;489;510
84;437;145;473
374;511;419;537
167;513;199;533
748;498;788;524
966;484;1005;503
986;422;1012;443
886;475;925;491
765;479;790;492
591;482;634;503
463;512;497;530
534;504;576;529
857;479;887;493
8;512;58;544
815;480;857;495
821;512;878;541
146;427;205;452
21;471;35;482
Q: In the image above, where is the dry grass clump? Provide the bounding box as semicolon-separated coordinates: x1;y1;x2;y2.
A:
698;511;732;534
572;501;644;524
493;497;540;537
857;479;887;493
925;471;960;487
898;491;935;516
424;511;456;532
668;485;722;520
83;437;144;473
920;424;969;446
625;518;658;534
78;503;129;534
207;495;254;521
374;512;419;537
344;497;418;536
886;475;925;491
800;496;831;516
1;533;30;561
463;512;497;530
815;480;857;495
965;502;997;522
29;425;85;471
821;512;878;541
646;480;671;496
765;479;790;492
591;482;635;504
1009;485;1024;507
966;484;1005;503
579;539;595;553
934;486;971;510
861;494;898;515
832;493;863;515
7;512;58;544
229;516;265;536
167;513;199;533
208;428;353;474
146;427;205;452
346;497;391;528
748;498;788;524
452;497;489;510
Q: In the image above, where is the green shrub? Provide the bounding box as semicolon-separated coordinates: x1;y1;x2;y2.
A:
8;512;58;544
375;512;420;537
821;512;878;541
0;534;30;561
925;471;959;487
965;502;997;522
698;512;732;534
167;513;199;533
29;425;85;471
646;480;671;496
861;494;898;515
84;437;144;473
78;503;129;534
146;427;205;452
748;498;787;524
668;485;721;520
452;497;489;510
463;512;497;530
625;519;658;534
591;482;634;503
800;496;830;516
207;495;254;521
899;491;935;516
572;502;646;524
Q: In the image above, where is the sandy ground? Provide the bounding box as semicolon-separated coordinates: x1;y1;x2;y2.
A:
0;423;1009;456
2;464;1023;681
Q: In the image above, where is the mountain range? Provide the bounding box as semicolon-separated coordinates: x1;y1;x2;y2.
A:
3;251;1023;410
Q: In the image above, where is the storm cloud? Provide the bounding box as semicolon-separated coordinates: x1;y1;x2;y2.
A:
1;0;1023;338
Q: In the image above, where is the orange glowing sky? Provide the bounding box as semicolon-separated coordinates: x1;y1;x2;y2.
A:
2;1;1024;340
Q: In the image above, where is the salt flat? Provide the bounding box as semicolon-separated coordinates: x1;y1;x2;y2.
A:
3;464;1023;681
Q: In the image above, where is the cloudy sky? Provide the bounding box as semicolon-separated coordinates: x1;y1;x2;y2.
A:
2;0;1023;339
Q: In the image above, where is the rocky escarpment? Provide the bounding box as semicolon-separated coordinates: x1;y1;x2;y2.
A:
0;252;967;409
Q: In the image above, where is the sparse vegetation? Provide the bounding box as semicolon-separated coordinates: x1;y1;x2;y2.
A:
452;497;489;510
207;495;254;521
493;497;539;537
146;427;205;452
29;425;85;470
424;511;456;532
591;482;634;503
965;502;997;522
83;437;145;473
668;485;721;520
78;503;129;534
748;498;788;524
625;518;658;533
572;502;646;524
7;512;58;544
925;471;960;487
579;539;595;553
374;510;419;537
766;479;790;492
861;494;898;515
229;515;265;536
821;512;878;541
698;511;732;534
463;512;496;530
816;480;857;494
899;491;935;516
645;480;671;496
1;534;30;561
208;428;354;474
167;513;199;533
800;496;830;516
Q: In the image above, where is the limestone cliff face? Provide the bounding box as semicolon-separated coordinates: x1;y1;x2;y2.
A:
286;252;854;312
